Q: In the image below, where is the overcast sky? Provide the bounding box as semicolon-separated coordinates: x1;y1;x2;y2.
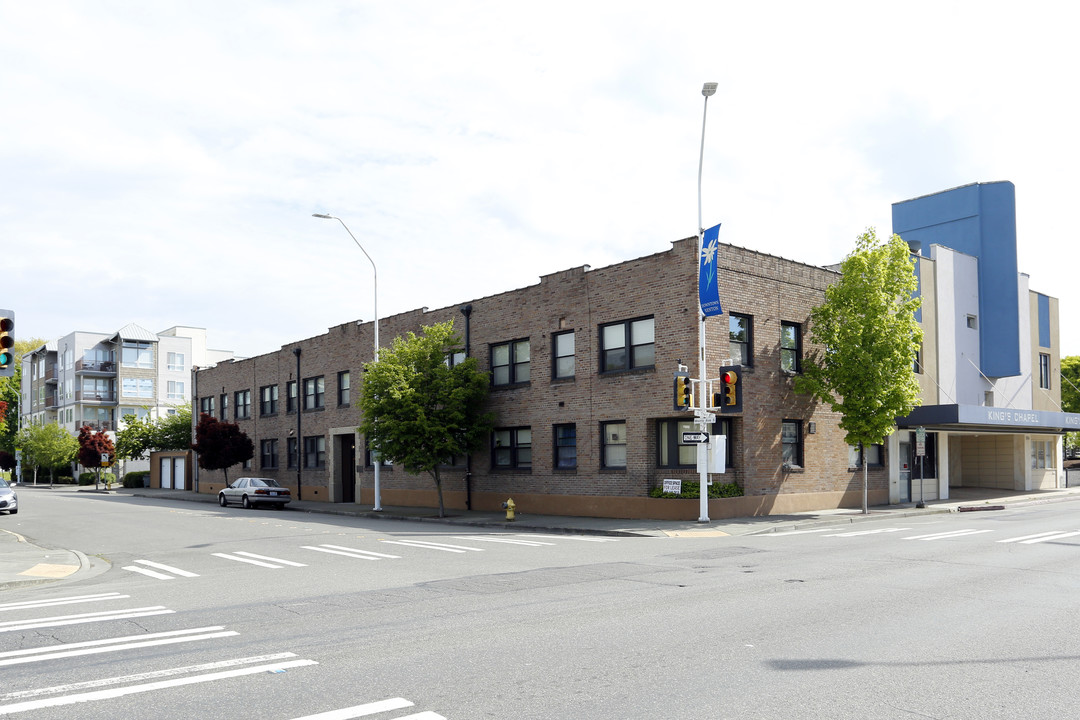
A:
3;1;1077;361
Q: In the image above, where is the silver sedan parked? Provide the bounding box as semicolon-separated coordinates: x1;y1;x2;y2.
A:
218;477;291;509
0;478;18;515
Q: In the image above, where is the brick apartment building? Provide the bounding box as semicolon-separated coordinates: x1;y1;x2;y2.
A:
193;234;882;519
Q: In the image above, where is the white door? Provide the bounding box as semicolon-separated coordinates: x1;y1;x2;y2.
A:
174;457;186;490
161;457;173;489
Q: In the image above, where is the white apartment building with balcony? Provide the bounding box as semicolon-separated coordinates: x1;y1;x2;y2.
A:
21;324;235;437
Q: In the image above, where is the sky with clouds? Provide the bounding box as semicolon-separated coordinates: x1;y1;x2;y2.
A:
3;1;1077;361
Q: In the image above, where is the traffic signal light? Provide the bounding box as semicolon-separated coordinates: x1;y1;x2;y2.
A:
0;310;13;378
674;372;694;411
713;364;742;413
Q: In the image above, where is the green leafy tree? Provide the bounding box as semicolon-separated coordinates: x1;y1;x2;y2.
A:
1061;356;1080;413
18;423;79;486
358;321;494;517
116;404;193;460
192;413;253;484
796;228;923;513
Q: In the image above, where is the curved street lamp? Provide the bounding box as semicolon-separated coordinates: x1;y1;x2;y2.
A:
312;213;382;511
696;82;717;523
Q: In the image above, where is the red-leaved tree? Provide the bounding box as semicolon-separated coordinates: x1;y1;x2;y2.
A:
191;413;253;484
78;425;116;488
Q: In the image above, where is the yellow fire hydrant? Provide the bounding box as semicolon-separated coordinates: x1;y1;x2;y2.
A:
502;498;516;522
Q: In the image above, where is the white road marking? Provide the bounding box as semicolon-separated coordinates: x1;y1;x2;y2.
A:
761;528;836;537
453;536;556;546
122;566;176;580
1018;530;1080;544
0;628;237;666
0;607;174;633
232;551;308;567
302;545;400;561
823;528;911;537
997;531;1069;543
134;560;200;577
0;593;128;612
212;553;284;568
0;658;318;715
902;529;993;541
0;653;298;701
397;712;447;720
517;533;620;542
380;540;483;553
288;697;414;719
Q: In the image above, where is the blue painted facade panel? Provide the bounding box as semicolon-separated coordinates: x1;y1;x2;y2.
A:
1037;293;1051;348
892;181;1020;377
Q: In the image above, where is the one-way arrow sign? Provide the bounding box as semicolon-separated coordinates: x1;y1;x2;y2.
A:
681;431;710;444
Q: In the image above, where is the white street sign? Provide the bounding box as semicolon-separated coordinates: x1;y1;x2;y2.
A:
682;431;710;444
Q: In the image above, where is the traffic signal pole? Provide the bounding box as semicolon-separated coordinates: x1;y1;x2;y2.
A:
696;84;717;523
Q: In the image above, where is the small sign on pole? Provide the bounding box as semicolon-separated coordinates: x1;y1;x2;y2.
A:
682;431;710;444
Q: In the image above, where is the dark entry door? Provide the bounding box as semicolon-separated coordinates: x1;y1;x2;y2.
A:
339;434;356;503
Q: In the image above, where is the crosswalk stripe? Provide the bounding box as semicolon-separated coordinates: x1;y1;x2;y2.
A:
232;551;308;567
122;566;176;580
0;593;128;612
762;528;835;537
0;626;230;660
211;553;284;568
0;607;174;633
397;712;447;720
301;545;397;561
453;536;555;546
824;528;911;537
517;533;620;542
1018;530;1080;544
997;531;1067;543
134;560;199;577
288;697;414;719
0;628;237;667
0;653;298;702
902;529;993;541
380;540;482;553
0;658;318;715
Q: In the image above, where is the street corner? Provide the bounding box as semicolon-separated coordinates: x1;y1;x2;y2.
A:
0;529;107;590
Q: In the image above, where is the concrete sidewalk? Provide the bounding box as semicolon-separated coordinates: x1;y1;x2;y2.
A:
5;482;1080;592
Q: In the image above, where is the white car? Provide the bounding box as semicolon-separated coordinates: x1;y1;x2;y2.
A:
0;478;18;515
218;477;291;509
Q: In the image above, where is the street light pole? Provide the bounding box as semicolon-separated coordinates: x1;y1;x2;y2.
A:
697;81;718;523
313;213;382;511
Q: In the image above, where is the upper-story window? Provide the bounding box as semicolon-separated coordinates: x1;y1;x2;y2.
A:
338;371;351;406
600;317;654;373
729;314;752;366
553;331;575;379
260;385;278;416
167;352;185;372
780;322;802;373
286;381;297;413
304;376;325;410
168;381;185;401
491;340;530;386
219;393;228;421
200;396;215;416
121;341;154;369
1039;353;1051;390
234;389;251;419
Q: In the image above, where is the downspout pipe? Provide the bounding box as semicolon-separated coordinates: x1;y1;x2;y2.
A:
460;304;473;510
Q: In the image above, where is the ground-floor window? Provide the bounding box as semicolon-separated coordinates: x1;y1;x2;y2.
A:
493;427;531;469
781;420;802;467
601;421;627;469
554;424;577;469
304;436;326;469
1032;439;1055;469
848;443;883;468
658;419;698;468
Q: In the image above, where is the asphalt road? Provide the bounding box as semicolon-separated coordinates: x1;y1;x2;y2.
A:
3;490;1080;718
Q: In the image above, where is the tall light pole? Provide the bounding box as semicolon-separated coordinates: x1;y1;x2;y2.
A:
697;81;718;523
312;213;382;511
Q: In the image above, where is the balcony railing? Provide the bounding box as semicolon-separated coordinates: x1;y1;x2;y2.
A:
79;421;114;432
75;359;117;374
75;391;117;403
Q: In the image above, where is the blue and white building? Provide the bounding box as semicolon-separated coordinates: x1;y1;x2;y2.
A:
891;181;1076;501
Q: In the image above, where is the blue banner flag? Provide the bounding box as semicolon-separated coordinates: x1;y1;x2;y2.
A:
698;223;723;317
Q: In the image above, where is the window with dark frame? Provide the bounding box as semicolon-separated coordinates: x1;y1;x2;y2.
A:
729;314;752;366
492;427;532;469
554;423;577;469
491;339;530;386
285;381;297;413
261;439;278;469
303;376;325;410
234;389;251;420
848;443;883;468
601;421;627;468
219;393;228;421
600;317;654;373
781;420;802;467
338;371;351;406
286;437;297;469
200;396;214;416
260;385;278;416
303;435;326;469
658;419;699;468
780;322;802;373
1039;353;1051;389
553;331;575;379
